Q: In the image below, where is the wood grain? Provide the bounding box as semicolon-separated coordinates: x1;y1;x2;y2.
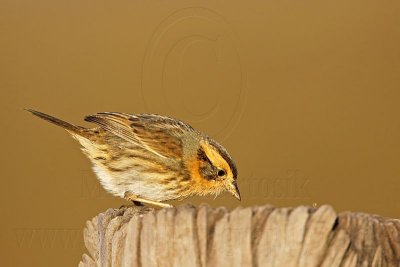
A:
79;204;400;267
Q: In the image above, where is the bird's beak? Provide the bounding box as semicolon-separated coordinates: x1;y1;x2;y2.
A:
227;180;241;201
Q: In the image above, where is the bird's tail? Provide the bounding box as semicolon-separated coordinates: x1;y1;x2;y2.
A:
26;109;86;136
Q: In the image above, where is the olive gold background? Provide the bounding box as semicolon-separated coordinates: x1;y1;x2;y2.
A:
1;1;400;266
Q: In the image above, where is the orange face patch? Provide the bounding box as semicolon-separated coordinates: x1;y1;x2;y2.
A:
199;140;233;179
186;155;221;195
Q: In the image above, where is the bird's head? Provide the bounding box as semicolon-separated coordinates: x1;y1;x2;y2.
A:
188;137;240;200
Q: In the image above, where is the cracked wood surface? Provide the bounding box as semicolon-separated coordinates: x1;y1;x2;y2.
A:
78;204;400;267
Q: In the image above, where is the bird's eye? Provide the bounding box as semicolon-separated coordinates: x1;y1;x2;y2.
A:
217;169;226;177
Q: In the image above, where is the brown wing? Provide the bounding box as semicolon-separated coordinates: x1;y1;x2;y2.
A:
84;112;194;159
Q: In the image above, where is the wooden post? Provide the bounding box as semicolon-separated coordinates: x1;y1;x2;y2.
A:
79;204;400;267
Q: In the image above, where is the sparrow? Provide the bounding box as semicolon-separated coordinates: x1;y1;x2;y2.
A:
26;109;240;208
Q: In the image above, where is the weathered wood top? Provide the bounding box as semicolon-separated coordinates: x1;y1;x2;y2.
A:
79;204;400;267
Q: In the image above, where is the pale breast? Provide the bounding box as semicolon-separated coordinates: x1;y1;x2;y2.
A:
75;128;188;201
